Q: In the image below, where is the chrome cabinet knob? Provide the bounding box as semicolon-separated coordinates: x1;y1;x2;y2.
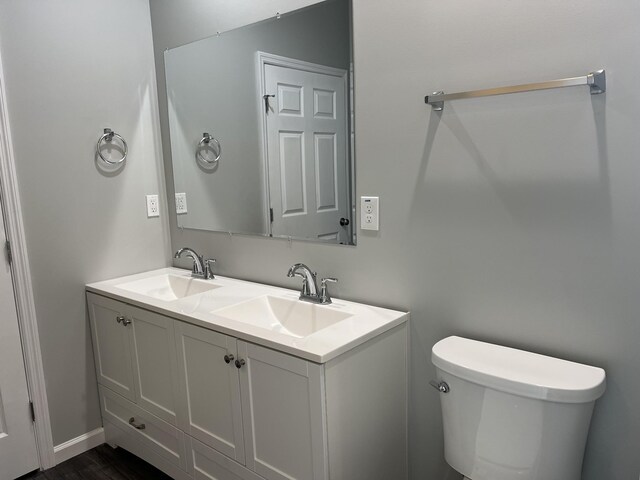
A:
116;316;131;326
235;358;246;369
224;354;235;364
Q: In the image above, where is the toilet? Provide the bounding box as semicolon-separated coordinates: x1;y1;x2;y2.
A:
431;336;606;480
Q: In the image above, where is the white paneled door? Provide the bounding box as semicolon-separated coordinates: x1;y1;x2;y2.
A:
265;62;349;243
0;201;39;479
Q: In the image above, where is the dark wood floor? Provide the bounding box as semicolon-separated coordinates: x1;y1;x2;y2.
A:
18;444;172;480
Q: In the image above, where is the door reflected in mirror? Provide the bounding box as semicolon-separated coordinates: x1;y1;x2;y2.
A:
165;0;355;245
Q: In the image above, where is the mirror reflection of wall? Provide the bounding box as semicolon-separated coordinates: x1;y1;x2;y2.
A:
165;0;355;245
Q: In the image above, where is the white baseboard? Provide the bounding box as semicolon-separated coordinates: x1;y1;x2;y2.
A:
53;427;105;465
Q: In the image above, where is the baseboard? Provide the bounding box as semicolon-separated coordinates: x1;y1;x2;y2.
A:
53;427;105;465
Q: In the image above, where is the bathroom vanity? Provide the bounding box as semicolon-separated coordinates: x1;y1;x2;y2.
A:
86;268;408;480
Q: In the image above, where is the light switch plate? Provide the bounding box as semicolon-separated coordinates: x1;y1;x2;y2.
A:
360;196;379;231
175;192;188;214
146;195;159;218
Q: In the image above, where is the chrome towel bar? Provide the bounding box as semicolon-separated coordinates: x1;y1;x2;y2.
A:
425;69;606;111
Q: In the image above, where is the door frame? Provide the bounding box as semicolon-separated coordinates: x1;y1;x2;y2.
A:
255;51;348;239
0;44;55;469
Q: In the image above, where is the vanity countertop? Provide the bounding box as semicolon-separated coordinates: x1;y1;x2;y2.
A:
86;268;408;363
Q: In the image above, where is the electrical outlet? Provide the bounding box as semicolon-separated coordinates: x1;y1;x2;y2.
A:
146;194;159;218
175;192;188;214
360;196;379;231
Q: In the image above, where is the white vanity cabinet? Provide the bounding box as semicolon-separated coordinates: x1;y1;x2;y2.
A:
87;289;408;480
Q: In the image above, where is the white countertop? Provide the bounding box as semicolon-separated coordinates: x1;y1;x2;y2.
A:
86;268;408;363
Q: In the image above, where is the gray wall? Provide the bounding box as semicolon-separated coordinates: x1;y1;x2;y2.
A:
155;0;640;479
166;0;350;235
0;0;170;445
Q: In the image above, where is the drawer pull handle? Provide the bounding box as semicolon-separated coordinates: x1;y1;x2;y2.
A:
224;354;235;364
116;316;131;326
129;417;146;430
235;358;246;369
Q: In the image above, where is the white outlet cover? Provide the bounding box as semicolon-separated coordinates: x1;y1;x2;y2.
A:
175;192;188;214
146;194;159;218
360;196;379;231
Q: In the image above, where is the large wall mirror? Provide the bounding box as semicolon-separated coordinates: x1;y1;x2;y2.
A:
165;0;356;245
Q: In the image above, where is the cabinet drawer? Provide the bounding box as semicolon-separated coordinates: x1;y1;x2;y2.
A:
104;421;192;480
188;437;264;480
99;385;187;471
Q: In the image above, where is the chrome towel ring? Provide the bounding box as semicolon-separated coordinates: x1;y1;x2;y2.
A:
96;128;128;165
196;132;221;164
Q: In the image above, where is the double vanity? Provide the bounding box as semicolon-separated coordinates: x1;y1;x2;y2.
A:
86;263;408;480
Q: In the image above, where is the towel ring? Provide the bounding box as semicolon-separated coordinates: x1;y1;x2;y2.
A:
196;132;221;164
97;128;128;165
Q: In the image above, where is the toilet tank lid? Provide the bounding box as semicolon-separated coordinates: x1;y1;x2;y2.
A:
432;336;606;403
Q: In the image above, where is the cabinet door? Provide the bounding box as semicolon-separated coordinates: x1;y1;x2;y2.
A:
87;293;136;401
175;322;245;464
238;341;328;480
128;306;182;426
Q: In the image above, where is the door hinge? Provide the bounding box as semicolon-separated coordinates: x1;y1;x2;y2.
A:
5;240;11;264
269;208;274;223
29;402;35;422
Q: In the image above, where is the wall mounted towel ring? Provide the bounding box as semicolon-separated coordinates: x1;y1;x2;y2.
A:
96;128;128;165
196;132;222;164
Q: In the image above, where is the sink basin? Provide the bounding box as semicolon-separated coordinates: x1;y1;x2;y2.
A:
116;274;221;301
213;295;352;338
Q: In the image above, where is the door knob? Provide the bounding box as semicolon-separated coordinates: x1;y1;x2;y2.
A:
224;354;235;364
235;358;246;369
340;217;350;226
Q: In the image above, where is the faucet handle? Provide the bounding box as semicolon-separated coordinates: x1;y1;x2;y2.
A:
204;258;216;279
320;277;338;304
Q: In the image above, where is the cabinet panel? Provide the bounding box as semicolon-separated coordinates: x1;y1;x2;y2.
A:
175;322;245;464
129;306;182;426
238;341;327;480
87;293;136;401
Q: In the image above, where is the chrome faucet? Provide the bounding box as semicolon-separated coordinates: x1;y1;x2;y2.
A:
287;263;337;304
174;247;216;280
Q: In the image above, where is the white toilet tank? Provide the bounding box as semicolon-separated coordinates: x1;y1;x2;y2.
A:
431;336;606;480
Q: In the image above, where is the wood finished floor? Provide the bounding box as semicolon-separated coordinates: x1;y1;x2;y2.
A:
17;445;172;480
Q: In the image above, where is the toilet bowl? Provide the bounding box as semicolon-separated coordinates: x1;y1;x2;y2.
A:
431;336;606;480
